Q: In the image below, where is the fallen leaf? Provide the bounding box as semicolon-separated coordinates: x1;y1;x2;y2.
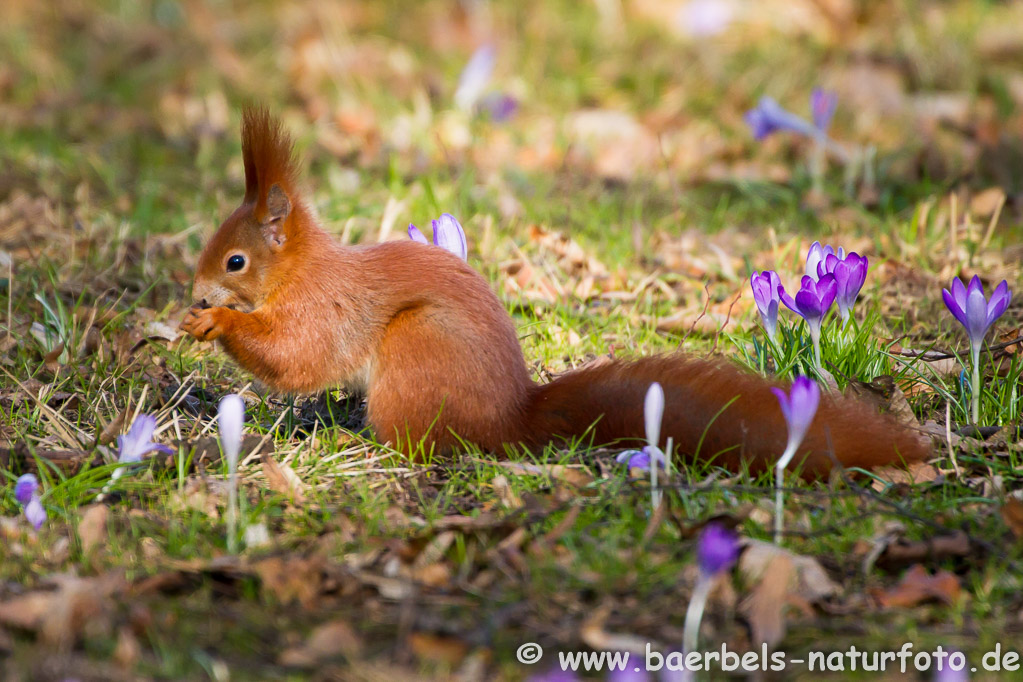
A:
113;626;141;669
78;504;109;555
492;475;523;509
408;632;469;666
739;540;839;602
871;461;941;489
870;529;972;571
739;553;794;648
262;453;309;504
279;619;363;667
0;572;126;649
252;556;324;608
1001;499;1023;540
970;187;1006;217
874;564;962;608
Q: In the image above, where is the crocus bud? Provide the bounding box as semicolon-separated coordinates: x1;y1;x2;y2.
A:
218;394;245;470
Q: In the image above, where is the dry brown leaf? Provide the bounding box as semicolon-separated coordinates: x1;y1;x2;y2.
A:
0;572;126;648
42;341;64;372
96;407;128;446
262;453;309;504
527;223;608;276
279;619;363;667
531;504;582;554
78;504;109;555
113;626;142;669
252;556;324;609
408;632;469;666
1001;499;1023;540
492;475;524;509
872;530;972;570
412;562;452;587
413;531;456;569
871;461;941;490
739;540;839;603
970;187;1007;217
740;553;794;648
874;564;962;608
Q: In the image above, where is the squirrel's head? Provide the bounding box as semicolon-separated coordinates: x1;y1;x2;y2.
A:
192;108;300;312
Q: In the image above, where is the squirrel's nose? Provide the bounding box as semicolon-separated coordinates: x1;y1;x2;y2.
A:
199;298;210;309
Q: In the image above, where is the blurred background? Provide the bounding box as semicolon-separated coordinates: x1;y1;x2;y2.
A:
2;0;1021;333
4;0;1023;220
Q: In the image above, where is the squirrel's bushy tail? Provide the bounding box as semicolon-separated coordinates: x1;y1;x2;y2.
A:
523;355;929;477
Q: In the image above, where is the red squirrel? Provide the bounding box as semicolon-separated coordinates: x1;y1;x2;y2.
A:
179;108;928;476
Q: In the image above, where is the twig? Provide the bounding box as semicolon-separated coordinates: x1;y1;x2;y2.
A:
680;283;712;349
891;334;1023;361
711;286;742;354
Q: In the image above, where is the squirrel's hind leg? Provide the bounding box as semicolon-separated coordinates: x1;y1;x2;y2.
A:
366;306;526;460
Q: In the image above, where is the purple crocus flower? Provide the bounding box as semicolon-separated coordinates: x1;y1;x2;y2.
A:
810;89;838;132
942;276;1012;352
805;241;844;281
14;473;46;530
109;414;174;486
117;414;174;464
408;213;468;261
771;376;820;543
943;276;1012;424
608;668;650;682
819;252;868;322
744;96;820;141
750;270;783;340
479;92;518;122
934;651;969;681
772;376;821;458
781;274;836;359
616;446;666;470
697;523;739;577
15;474;36;506
455;44;495;112
619;383;668;509
683;524;740;656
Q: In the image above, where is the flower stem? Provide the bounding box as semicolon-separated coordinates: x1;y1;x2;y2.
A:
775;443;797;545
775;466;784;545
650;450;660;512
683;575;712;656
971;344;981;425
227;467;238;554
809;324;823;373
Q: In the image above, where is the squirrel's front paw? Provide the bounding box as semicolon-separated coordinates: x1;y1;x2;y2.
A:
180;306;228;341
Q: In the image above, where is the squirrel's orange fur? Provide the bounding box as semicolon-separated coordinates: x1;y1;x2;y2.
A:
180;108;929;476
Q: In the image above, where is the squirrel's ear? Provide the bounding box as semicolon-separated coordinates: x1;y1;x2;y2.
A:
261;184;292;250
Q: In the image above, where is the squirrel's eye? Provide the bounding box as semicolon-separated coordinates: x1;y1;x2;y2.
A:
226;254;246;272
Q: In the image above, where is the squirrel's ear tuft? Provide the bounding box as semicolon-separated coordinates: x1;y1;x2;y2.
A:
240;106;299;208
